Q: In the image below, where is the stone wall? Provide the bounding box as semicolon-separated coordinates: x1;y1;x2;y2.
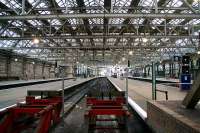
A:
0;54;55;81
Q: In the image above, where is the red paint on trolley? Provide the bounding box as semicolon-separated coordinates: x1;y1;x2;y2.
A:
0;96;62;133
85;97;130;131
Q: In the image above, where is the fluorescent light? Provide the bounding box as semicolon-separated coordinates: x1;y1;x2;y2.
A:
33;38;39;44
143;38;148;43
129;51;133;55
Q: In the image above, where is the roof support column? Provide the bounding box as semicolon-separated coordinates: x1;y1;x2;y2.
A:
22;0;25;14
154;0;158;13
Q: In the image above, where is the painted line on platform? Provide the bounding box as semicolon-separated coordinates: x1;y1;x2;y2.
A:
0;96;40;112
107;77;147;121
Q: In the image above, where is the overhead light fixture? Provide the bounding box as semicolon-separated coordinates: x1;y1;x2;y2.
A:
143;38;148;43
14;58;18;62
197;51;200;55
33;38;40;44
129;51;133;55
122;57;126;61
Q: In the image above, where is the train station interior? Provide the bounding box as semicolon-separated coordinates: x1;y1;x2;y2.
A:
0;0;200;133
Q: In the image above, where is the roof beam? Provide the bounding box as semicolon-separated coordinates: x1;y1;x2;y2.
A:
76;0;95;46
0;13;200;20
0;45;197;50
0;35;197;40
1;6;198;12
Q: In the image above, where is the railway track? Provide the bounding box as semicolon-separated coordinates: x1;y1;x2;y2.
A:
0;77;152;133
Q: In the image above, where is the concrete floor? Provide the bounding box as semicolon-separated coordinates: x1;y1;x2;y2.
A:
132;77;180;82
108;77;187;111
0;78;58;85
0;78;90;109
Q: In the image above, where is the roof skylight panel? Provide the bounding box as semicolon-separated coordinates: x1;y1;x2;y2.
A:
15;41;25;47
13;49;29;54
160;10;175;14
28;0;38;7
169;19;184;25
0;0;21;9
68;18;83;25
1;29;19;37
130;18;145;24
111;18;125;24
84;0;104;7
192;0;199;7
0;25;3;33
152;18;165;24
113;9;128;13
1;40;17;47
113;0;131;13
89;18;103;24
27;20;42;26
38;10;50;14
68;0;78;7
114;0;131;7
166;0;183;7
86;9;104;13
49;19;62;25
55;0;66;7
181;10;192;14
12;20;23;27
56;0;77;8
188;19;200;25
30;1;50;14
0;12;8;15
138;0;155;7
0;41;4;47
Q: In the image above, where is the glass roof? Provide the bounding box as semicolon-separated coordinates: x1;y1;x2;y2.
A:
0;0;199;64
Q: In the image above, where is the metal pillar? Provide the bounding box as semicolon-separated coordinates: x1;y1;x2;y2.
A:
125;75;128;105
61;67;65;117
152;62;156;100
22;0;25;15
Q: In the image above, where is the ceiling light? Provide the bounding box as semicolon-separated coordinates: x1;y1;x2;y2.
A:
33;38;39;44
14;58;18;62
122;57;126;61
197;51;200;55
129;51;133;55
143;38;148;43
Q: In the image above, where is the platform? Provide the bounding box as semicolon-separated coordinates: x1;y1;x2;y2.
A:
0;78;73;89
108;77;187;111
0;78;91;109
147;100;200;133
129;77;179;87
